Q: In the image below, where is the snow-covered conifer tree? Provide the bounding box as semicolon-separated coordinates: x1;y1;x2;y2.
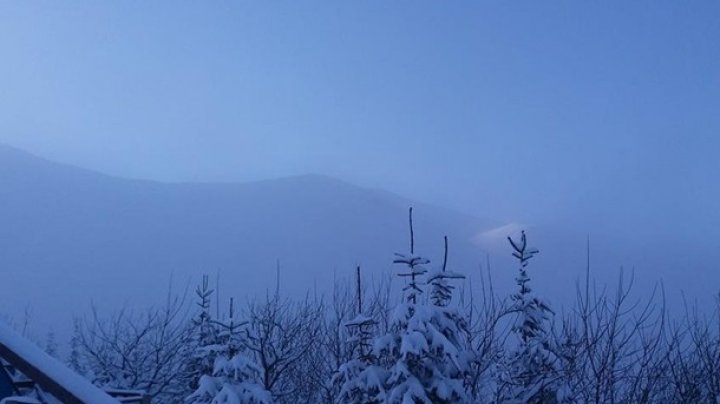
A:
187;296;271;404
373;208;472;403
503;230;559;403
333;267;386;403
184;275;220;392
427;237;465;308
424;236;473;402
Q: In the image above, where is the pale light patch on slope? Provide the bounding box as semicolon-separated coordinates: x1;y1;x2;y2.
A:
472;223;530;252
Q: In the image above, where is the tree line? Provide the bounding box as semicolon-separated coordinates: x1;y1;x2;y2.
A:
65;209;720;403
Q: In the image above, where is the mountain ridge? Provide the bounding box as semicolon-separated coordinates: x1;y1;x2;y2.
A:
0;144;496;335
3;143;720;339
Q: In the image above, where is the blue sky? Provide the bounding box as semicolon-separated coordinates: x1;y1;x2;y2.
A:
0;1;718;237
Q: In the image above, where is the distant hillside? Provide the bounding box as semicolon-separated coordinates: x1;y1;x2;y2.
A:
0;144;499;333
2;144;717;338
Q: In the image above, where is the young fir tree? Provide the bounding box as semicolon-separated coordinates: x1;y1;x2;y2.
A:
427;237;465;308
503;231;559;403
187;294;271;404
333;266;387;403
68;323;86;376
44;329;59;359
374;208;472;403
184;275;220;392
424;236;473;402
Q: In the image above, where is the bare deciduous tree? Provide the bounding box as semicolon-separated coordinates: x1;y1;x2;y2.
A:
70;290;192;403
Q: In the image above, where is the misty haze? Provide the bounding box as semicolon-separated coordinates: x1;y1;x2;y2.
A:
1;2;719;403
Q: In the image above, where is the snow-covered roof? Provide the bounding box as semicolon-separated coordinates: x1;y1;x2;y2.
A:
0;322;120;404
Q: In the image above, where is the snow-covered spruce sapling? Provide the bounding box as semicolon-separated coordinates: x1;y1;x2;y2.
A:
503;230;560;403
427;236;465;308
425;236;473;402
374;208;472;403
393;207;429;306
333;266;386;404
185;275;220;392
187;297;271;404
